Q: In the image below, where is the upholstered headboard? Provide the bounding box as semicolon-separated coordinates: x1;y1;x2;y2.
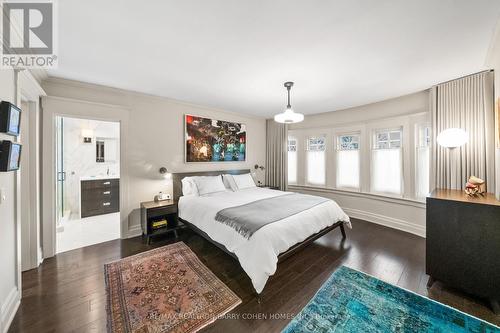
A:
172;169;251;202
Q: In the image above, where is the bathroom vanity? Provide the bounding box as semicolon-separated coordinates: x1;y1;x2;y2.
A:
80;176;120;218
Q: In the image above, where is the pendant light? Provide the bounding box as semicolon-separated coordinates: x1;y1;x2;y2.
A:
274;81;304;124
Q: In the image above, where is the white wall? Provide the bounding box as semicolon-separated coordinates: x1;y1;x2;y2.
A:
62;117;120;216
288;91;429;237
0;69;19;333
41;78;267;251
290;91;429;130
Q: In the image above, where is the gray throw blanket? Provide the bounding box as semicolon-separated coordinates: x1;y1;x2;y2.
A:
215;193;330;239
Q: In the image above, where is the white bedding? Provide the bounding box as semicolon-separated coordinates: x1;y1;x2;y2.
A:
178;187;350;293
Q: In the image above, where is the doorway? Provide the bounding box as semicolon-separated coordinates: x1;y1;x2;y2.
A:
55;116;121;253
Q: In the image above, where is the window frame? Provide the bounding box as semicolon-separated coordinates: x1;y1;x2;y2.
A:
415;123;431;199
335;132;361;191
305;135;327;186
370;127;404;197
287;136;298;185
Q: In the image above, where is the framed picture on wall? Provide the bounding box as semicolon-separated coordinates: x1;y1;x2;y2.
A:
0;101;21;136
0;141;22;172
185;114;246;162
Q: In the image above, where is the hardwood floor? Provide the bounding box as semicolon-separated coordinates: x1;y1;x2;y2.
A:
9;219;500;332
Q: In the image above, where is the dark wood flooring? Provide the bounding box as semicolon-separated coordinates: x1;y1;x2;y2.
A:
9;219;500;332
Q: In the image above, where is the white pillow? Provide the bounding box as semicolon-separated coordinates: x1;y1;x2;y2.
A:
193;176;226;196
181;177;199;196
222;174;238;191
232;173;256;190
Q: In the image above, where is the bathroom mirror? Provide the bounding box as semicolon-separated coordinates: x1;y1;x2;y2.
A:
96;137;118;163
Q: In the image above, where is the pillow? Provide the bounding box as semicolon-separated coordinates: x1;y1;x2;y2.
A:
222;174;238;191
193;175;227;196
232;173;256;190
181;177;198;196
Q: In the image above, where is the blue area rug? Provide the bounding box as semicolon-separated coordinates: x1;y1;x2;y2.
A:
283;266;499;333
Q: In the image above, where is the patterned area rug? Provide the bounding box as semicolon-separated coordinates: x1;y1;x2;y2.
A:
283;266;500;333
104;242;241;333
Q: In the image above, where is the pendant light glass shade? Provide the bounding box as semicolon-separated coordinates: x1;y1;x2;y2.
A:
274;107;304;123
274;81;304;124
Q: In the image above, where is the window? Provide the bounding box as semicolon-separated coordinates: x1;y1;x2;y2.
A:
306;136;326;185
416;125;431;198
287;137;297;184
336;134;360;189
371;129;402;195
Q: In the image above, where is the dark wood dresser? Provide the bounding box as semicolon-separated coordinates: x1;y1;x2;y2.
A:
81;178;120;218
426;189;500;313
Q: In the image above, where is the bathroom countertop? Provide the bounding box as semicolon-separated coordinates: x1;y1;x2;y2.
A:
80;175;120;181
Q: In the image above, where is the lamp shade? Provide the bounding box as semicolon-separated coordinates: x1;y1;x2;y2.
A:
81;128;93;138
274;108;304;124
436;128;468;148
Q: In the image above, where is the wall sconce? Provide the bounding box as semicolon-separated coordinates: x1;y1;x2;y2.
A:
159;167;172;180
81;128;93;143
437;128;468;149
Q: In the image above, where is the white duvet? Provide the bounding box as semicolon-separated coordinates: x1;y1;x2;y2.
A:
178;187;350;293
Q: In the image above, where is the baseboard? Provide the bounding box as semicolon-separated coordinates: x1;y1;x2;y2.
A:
343;207;426;238
1;287;20;333
126;224;142;238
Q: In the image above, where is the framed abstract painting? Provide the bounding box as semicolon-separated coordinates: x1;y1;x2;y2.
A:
185;114;246;162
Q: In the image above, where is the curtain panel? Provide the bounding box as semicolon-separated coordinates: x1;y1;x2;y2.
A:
265;119;287;190
431;71;495;191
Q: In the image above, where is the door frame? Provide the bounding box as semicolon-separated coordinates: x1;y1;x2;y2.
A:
41;96;130;258
19;71;46;272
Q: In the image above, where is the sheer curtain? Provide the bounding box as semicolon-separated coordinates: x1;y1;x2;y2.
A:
265;120;287;190
432;71;495;191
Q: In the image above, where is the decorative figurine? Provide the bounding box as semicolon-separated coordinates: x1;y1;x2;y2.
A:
465;176;485;196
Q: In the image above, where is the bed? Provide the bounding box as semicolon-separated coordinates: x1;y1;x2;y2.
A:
173;169;350;295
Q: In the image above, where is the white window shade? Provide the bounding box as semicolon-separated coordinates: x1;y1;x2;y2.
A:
287;138;297;184
371;148;402;194
337;150;359;189
307;136;326;186
307;151;325;185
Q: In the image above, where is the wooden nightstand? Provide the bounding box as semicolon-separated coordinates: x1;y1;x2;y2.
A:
140;200;185;244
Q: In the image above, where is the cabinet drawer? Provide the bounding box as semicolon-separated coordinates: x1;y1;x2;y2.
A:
81;196;119;218
81;178;119;191
147;205;178;219
82;187;119;201
81;179;120;218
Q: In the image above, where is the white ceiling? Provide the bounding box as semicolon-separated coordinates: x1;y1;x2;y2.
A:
48;0;500;117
